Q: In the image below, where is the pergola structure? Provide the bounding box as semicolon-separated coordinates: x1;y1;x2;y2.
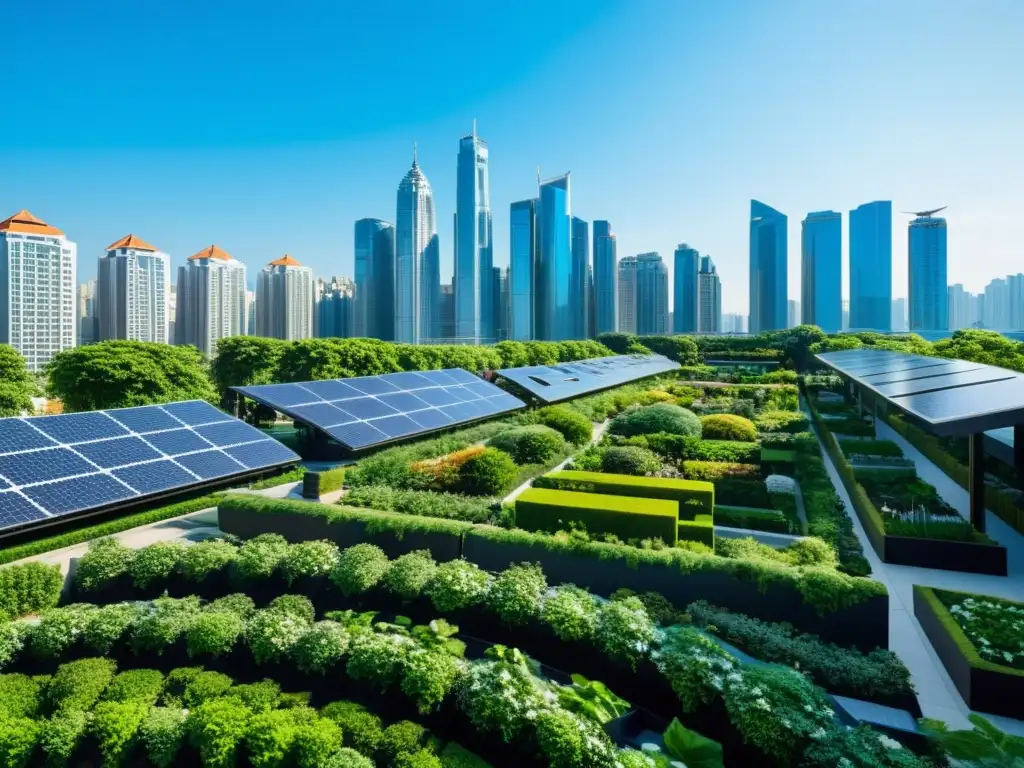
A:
815;349;1024;533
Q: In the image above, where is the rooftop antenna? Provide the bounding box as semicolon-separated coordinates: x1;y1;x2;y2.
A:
413;142;418;167
901;206;947;217
472;118;477;140
536;166;541;186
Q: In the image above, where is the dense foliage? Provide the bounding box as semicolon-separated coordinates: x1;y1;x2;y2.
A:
0;344;36;416
609;403;702;438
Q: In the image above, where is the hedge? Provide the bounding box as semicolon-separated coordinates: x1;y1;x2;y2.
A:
714;505;791;534
515;487;680;545
539;470;714;518
837;439;904;459
319;466;346;494
681;461;760;483
0;561;64;620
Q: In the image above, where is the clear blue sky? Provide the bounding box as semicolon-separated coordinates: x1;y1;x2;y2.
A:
3;0;1022;315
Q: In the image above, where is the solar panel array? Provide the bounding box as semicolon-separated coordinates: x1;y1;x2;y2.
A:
0;400;300;534
495;354;681;403
816;349;1024;435
232;369;526;451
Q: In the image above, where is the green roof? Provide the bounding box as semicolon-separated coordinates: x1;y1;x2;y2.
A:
549;469;714;493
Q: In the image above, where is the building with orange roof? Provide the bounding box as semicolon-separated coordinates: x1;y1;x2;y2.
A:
98;235;170;344
0;210;77;371
255;254;313;340
175;245;247;356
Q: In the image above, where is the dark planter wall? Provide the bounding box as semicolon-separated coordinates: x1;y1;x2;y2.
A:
886;537;1007;576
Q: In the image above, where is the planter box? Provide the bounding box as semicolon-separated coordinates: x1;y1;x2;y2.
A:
885;535;1007;576
913;586;1024;718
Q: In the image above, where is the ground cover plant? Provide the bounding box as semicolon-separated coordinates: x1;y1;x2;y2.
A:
855;468;982;542
935;589;1024;670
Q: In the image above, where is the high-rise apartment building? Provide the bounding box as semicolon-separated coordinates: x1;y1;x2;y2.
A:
494;266;510;342
618;256;638;334
749;200;787;333
78;279;99;346
509;199;536;341
354;218;395;341
536;174;574;341
175;244;246;357
672;244;699;333
0;210;76;372
800;210;842;332
592;220;617;335
245;290;255;336
395;148;440;344
454;125;492;343
635;253;669;335
947;283;979;330
849;201;892;330
570;216;589;340
254;255;313;340
722;313;747;333
698;256;721;333
439;283;455;340
982;274;1024;330
908;211;948;331
315;276;355;338
97;234;170;344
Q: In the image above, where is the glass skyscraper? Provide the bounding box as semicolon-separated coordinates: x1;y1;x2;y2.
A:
353;218;395;341
636;252;669;335
908;212;948;331
698;256;721;333
749;200;788;333
849;201;892;331
509;199;536;341
454;125;492;342
570;216;589;339
592;220;617;335
672;244;699;333
536;174;573;340
800;210;842;332
395;148;440;344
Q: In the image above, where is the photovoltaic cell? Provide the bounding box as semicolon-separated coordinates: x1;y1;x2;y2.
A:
496;354;681;403
33;412;128;443
174;449;245;480
75;436;163;469
872;368;1016;398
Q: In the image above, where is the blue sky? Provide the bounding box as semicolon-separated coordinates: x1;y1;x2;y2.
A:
3;0;1022;315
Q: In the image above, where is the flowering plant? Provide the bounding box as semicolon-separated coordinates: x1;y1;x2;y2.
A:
245;607;309;664
541;586;599;643
653;626;737;711
383;550;438;602
424;560;492;613
279;540;340;584
946;593;1024;669
595;597;656;669
330;544;390;596
346;630;415;687
291;620;350;675
456;654;554;741
485;563;546;625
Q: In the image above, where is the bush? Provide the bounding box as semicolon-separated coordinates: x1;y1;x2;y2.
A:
139;707;188;768
346;632;411;688
0;712;39;768
245;709;301;768
699;414;757;442
102;668;165;705
384;550;439;602
754;410;809;434
682;461;761;482
488;425;567;464
280;540;340;584
401;649;462;714
229;681;281;713
48;657;117;713
838;438;904;458
485;563;547;625
424;560;492;613
541;586;599;643
0;562;63;621
331;544;390;597
536;405;593;446
293;716;344;768
0;674;44;718
396;749;444;768
0;623;27;669
234;533;290;582
320;701;383;757
601;446;662;475
178;539;237;582
456;448;518;496
187;611;245;658
183;671;235;707
75;538;133;593
91;700;148;765
187;697;252;768
330;747;374;768
596;597;656;669
206;593;257;619
536;709;616;768
609;403;702;438
344;486;496;524
29;604;93;660
128;540;186;589
380;721;433;763
247;608;310;665
129;596;201;654
39;708;89;765
267;594;316;623
292;621;350;675
638;433;760;464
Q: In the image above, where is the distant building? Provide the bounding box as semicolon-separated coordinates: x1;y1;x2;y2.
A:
587;262;597;339
439;283;456;340
982;273;1024;330
672;244;699;333
496;266;511;342
255;255;314;341
315;276;355;338
635;252;669;335
570;216;589;340
354;218;395;341
175;244;246;357
891;298;907;331
787;300;801;329
98;234;170;344
842;300;850;331
722;313;746;334
947;283;978;330
536;174;574;340
0;210;77;372
245;290;255;336
168;284;176;345
617;256;638;334
455;125;492;343
396;148;440;344
509;199;537;341
78;279;99;346
849;201;892;331
908;212;948;331
749;200;787;333
698;256;721;333
593;220;617;335
800;211;842;332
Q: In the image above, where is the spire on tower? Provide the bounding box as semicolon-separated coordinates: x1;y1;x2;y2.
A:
472;118;477;140
413;142;418;167
536;166;541;186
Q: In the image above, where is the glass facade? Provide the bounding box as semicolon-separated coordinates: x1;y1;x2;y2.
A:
353;218;395;341
672;244;699;333
849;201;892;331
455;129;492;342
570;216;589;339
536;175;573;340
800;210;842;332
749;199;788;333
593;220;617;335
395;153;439;344
698;256;721;333
97;242;170;344
909;215;948;331
509;199;536;341
636;252;669;335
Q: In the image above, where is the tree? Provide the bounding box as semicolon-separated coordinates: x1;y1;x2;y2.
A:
776;325;827;370
933;329;1024;372
210;337;288;406
639;336;700;365
278;338;402;382
46;341;217;412
0;345;36;416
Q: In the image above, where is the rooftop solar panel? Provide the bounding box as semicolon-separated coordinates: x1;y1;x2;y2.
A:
496;354;680;403
0;401;300;535
232;368;526;451
871;367;1017;398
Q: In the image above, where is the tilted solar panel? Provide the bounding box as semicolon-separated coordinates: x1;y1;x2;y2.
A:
0;400;300;535
496;354;681;403
232;369;526;451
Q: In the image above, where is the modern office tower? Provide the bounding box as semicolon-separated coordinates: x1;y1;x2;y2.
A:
749;200;787;333
842;300;850;331
849;201;893;331
788;300;801;329
509;199;537;341
353;218;396;341
315;276;355;338
1009;273;1024;330
245;290;255;336
570;216;589;339
698;256;721;333
947;284;978;330
536;174;574;341
800;210;842;332
495;266;511;342
175;244;246;357
97;234;170;344
439;283;455;340
722;313;746;334
167;284;176;345
587;263;597;339
0;210;76;372
454;124;493;343
78;279;99;345
908;209;948;331
891;298;907;331
635;252;669;335
617;256;638;334
396;147;440;344
254;255;314;341
672;244;699;333
592;220;617;335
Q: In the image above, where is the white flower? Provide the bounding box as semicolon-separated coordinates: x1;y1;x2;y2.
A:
877;735;903;750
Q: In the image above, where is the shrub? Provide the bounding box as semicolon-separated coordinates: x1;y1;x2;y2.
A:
187;697;252;768
536;405;593;446
187;611;245;658
234;533;290;582
29;604;93;659
206;593;257;619
292;621;350;675
0;623;27;669
0;712;39;768
128;540;186;589
601;445;662;475
48;657;117;713
343;486;496;524
91;700;149;765
396;750;444;768
331;544;390;597
488;425;567;464
329;748;374;768
102;668;165;705
838;438;904;458
384;550;439;602
75;537;133;593
346;631;411;687
130;596;202;654
424;559;492;613
682;461;761;482
639;433;760;464
247;608;310;665
379;721;432;763
596;597;656;669
541;586;599;643
85;602;143;654
401;649;462;714
609;403;702;438
161;666;204;704
268;594;316;624
456;448;518;496
485;563;547;625
39;708;89;765
184;671;235;707
280;540;341;584
699;414;757;442
0;674;44;718
229;681;281;713
178;539;237;582
320;701;383;757
293;717;344;768
245;709;301;768
0;562;63;620
536;709;616;768
754;410;809;434
139;707;188;768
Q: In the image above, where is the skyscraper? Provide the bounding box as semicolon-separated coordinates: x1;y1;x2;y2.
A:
908;210;948;331
800;210;842;332
353;218;395;341
78;279;99;346
454;124;493;342
439;283;455;340
618;256;638;334
98;234;170;344
849;201;892;331
672;244;699;333
571;216;589;339
593;220;617;335
536;174;573;341
255;255;314;340
698;256;721;333
175;244;246;357
167;284;176;345
749;200;787;333
788;300;801;329
315;276;355;338
509;199;536;341
395;147;440;344
587;263;597;339
891;298;907;331
0;210;77;372
636;252;669;335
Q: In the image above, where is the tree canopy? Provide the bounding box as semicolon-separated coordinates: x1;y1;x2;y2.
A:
0;345;36;417
933;329;1024;372
46;341;218;412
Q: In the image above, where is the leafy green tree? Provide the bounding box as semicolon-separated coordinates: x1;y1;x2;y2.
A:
522;341;562;365
776;325;827;370
0;345;36;416
596;333;634;354
46;341;217;412
493;341;530;368
278;338;401;381
210;336;288;413
933;329;1024;373
640;336;700;365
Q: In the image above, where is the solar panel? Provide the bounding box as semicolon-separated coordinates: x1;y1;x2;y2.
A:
232;369;526;451
496;354;681;403
0;401;300;535
872;368;1017;398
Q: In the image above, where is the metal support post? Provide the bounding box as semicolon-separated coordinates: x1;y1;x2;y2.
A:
1014;424;1024;474
969;432;986;533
